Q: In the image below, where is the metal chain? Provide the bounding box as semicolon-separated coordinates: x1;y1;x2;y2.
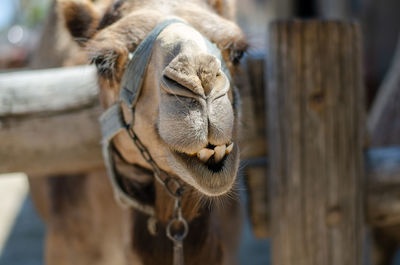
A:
126;125;188;265
167;196;188;265
126;126;184;198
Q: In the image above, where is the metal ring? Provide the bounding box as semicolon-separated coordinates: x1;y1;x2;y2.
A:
166;217;189;242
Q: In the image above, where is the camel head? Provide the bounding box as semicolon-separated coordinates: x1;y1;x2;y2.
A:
59;0;248;197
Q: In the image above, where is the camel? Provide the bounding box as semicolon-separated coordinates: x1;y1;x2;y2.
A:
30;0;248;264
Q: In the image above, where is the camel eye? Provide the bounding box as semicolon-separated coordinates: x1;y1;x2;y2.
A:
93;56;107;69
90;51;119;78
91;55;110;76
230;49;244;65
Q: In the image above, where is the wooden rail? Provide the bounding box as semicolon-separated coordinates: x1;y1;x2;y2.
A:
0;66;103;176
0;66;97;116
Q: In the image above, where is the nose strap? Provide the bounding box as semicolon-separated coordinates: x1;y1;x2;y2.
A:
120;19;185;111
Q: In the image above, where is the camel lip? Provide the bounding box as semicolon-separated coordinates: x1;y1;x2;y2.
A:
168;144;239;196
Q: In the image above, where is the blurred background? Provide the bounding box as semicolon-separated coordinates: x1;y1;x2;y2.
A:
0;0;399;264
0;0;50;69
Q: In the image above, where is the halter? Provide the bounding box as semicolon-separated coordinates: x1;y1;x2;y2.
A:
99;19;232;265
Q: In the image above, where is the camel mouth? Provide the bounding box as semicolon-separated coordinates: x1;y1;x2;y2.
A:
202;147;229;173
168;142;239;196
180;143;231;172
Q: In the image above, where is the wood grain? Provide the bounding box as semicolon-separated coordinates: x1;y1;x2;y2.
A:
267;20;364;265
0;66;103;176
0;66;98;116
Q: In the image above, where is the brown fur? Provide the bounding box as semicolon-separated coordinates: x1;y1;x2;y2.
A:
133;204;226;265
31;1;248;264
205;0;236;20
97;0;127;30
59;0;101;43
62;1;248;82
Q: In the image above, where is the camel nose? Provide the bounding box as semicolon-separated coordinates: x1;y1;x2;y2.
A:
195;54;221;96
162;53;229;98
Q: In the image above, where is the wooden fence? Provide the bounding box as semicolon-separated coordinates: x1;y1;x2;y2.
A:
242;20;400;265
1;20;400;264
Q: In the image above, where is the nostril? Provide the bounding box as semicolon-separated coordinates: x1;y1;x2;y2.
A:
161;75;205;99
162;65;205;97
163;75;184;89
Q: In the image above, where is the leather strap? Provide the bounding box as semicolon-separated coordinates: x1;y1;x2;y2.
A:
100;104;156;214
120;19;184;112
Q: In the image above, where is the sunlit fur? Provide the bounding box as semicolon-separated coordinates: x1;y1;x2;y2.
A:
60;0;248;196
52;0;248;264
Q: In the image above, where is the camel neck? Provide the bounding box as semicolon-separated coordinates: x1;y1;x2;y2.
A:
131;196;225;265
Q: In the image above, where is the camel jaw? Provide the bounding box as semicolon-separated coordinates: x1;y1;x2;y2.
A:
167;143;240;197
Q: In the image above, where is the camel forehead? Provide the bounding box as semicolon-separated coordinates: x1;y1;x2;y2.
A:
157;23;209;54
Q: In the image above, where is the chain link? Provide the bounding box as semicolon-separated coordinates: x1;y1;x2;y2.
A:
127;126;183;195
167;196;189;242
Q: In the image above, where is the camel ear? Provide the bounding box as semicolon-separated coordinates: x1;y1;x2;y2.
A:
58;0;101;43
206;0;236;20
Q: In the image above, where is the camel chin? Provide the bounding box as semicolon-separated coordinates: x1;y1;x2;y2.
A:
165;142;240;197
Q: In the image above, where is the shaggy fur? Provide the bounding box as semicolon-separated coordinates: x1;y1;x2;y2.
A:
33;1;249;264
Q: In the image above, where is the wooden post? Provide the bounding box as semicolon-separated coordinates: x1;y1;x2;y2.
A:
268;21;364;265
237;53;269;238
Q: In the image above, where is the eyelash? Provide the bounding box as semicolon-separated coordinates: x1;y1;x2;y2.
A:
93;57;112;76
230;49;244;65
90;51;120;78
